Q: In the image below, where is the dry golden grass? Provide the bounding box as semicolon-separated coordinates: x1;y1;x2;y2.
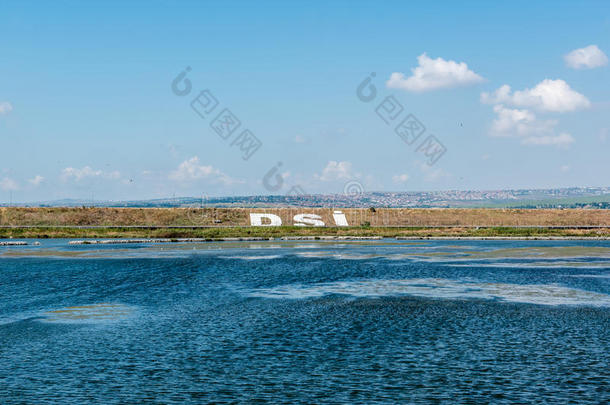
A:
0;207;609;227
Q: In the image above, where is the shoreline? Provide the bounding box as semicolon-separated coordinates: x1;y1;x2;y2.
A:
1;226;609;240
64;236;610;244
2;234;610;245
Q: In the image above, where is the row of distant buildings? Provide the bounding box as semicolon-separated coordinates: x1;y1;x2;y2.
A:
221;187;610;208
10;187;610;209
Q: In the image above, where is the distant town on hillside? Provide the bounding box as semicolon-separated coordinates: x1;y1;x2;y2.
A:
10;187;610;209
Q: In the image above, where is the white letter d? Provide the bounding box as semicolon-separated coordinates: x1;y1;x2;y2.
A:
250;213;282;226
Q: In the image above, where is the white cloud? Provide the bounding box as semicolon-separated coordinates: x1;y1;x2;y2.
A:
560;165;571;173
521;133;575;148
28;175;44;186
386;53;484;92
294;135;306;144
487;105;575;148
392;174;409;183
483;80;587;147
418;163;451;182
564;45;608;69
0;102;13;115
490;105;556;137
481;80;590;112
61;166;121;182
0;177;18;191
316;161;356;181
481;85;512;106
169;156;242;185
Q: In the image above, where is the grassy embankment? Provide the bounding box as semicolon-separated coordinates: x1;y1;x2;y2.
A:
0;207;609;238
1;226;609;239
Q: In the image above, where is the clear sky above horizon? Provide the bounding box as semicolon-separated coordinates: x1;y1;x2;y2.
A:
1;0;609;202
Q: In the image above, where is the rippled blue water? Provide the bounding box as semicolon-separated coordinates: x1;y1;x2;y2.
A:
1;239;609;403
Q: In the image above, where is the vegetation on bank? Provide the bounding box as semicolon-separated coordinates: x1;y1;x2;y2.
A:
0;226;608;239
0;207;609;227
0;207;608;238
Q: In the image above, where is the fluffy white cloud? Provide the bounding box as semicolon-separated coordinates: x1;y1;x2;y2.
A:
564;45;608;69
316;161;356;181
0;177;18;191
482;78;587;147
487;105;574;148
61;166;121;181
387;53;484;92
419;163;451;182
521;133;575;148
28;175;44;186
481;80;590;112
0;102;13;115
490;105;556;137
392;174;409;183
169;157;242;185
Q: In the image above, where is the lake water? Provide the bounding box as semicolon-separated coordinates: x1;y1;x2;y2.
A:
1;239;609;403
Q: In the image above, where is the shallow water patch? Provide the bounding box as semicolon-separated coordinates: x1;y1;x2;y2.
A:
245;278;610;307
41;303;135;323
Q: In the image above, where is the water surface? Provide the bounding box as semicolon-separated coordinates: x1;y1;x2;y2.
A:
1;239;609;403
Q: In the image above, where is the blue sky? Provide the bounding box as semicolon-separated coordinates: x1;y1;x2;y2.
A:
1;0;609;202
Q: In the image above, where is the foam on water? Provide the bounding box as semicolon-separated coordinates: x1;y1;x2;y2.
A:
41;303;135;323
246;278;610;307
449;261;610;269
295;251;380;260
221;255;283;260
564;274;610;279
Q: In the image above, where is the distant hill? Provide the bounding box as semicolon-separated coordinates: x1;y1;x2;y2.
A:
7;187;610;209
